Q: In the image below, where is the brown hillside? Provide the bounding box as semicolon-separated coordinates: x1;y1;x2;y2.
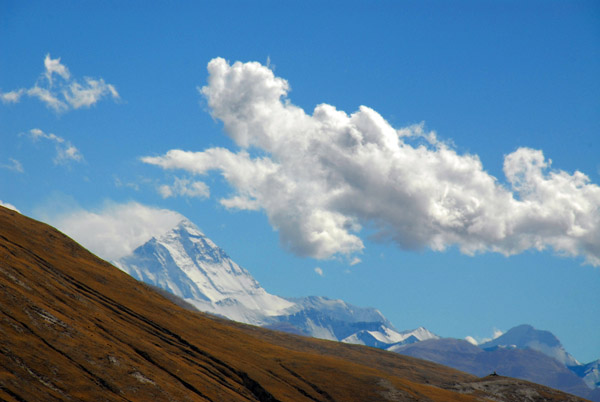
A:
0;206;587;401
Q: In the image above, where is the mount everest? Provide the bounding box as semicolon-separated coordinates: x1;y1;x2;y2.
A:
116;219;294;325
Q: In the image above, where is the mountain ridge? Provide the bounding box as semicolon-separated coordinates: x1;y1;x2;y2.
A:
115;217;432;349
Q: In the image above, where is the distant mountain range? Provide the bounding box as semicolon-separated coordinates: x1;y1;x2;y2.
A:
115;216;599;401
394;327;599;401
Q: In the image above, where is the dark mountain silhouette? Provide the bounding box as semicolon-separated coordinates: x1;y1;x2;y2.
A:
0;205;587;401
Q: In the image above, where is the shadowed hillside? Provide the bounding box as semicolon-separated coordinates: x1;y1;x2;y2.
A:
0;206;588;401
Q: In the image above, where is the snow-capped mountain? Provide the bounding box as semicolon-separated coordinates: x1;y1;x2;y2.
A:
477;324;600;394
115;218;432;348
344;326;439;349
479;324;580;366
571;360;600;390
115;219;294;325
267;295;438;347
270;295;391;341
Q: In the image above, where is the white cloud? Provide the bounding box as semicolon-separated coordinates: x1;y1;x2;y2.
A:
157;177;210;199
47;201;184;261
24;128;83;165
27;86;68;112
44;54;71;85
349;257;362;266
64;78;119;109
0;89;25;104
466;328;504;345
1;54;119;112
114;177;141;191
0;158;24;173
465;336;478;345
0;200;20;213
57;144;83;164
314;267;324;276
143;58;600;265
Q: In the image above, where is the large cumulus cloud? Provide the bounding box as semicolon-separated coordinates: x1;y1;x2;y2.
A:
143;58;600;265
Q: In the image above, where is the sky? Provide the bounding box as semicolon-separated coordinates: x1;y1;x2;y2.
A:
1;1;599;363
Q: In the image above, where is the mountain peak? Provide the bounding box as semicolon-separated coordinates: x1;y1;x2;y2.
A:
116;218;294;325
482;324;560;349
173;217;205;235
481;324;579;366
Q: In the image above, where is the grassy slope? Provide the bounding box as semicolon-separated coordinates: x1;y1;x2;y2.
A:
0;206;586;401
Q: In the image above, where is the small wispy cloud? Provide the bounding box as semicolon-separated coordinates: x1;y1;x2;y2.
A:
0;89;25;104
0;200;20;213
64;78;120;109
114;177;140;191
26;86;67;111
157;177;210;199
23;128;83;165
0;158;24;173
465;336;478;345
465;328;504;345
0;54;119;112
44;53;71;84
314;267;324;276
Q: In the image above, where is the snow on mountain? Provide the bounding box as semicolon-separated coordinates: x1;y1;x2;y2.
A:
115;219;294;325
477;324;600;393
114;217;434;349
571;360;600;390
269;295;430;347
479;324;580;366
343;326;439;349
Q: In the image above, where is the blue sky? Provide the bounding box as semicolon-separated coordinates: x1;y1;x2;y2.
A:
1;1;599;362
